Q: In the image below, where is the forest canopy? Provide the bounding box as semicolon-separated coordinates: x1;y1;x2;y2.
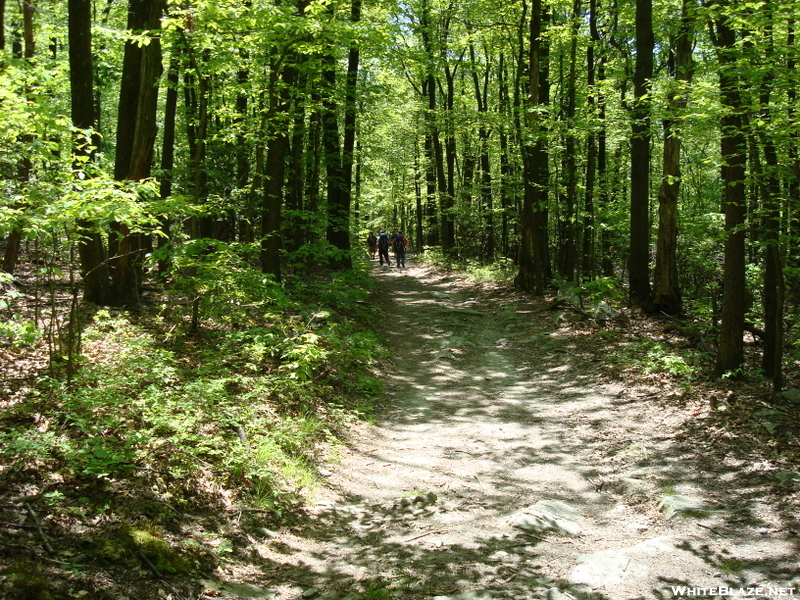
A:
1;0;799;384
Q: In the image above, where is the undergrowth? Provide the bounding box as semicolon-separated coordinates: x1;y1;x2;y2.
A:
0;252;385;598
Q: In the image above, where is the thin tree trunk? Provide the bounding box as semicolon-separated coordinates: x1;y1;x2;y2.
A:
157;54;179;277
498;52;511;259
583;0;598;280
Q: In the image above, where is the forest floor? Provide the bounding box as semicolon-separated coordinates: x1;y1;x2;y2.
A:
205;260;800;600
3;257;800;600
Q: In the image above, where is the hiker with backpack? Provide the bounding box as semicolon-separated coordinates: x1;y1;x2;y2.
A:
377;230;391;266
392;231;407;268
367;233;378;260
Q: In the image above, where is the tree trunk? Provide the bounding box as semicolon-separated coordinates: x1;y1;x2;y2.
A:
755;3;783;390
498;52;511;259
651;0;694;315
628;0;654;307
69;0;113;304
560;0;580;281
516;0;549;295
285;67;307;254
111;0;166;305
441;63;457;253
322;52;351;269
713;11;748;376
341;0;361;236
0;0;5;51
156;54;179;278
261;63;294;281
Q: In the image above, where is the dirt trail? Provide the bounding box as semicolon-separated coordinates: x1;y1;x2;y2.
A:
229;263;799;600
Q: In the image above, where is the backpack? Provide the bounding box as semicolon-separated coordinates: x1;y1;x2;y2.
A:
367;234;377;246
378;233;390;250
393;235;406;251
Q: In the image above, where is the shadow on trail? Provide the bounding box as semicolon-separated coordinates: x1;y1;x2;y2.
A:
272;502;611;599
271;263;798;599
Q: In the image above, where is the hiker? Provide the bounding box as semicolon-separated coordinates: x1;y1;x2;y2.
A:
392;231;407;268
367;233;378;260
377;230;391;265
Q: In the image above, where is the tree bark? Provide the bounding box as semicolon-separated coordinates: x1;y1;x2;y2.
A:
156;54;179;277
322;58;351;269
261;63;294;281
516;0;549;295
111;0;166;305
712;9;748;376
651;0;694;315
69;0;113;304
628;0;654;307
754;2;783;390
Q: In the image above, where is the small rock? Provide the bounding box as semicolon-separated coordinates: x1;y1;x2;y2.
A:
303;588;320;599
546;588;569;600
342;593;364;600
258;528;279;538
658;494;713;519
512;500;584;536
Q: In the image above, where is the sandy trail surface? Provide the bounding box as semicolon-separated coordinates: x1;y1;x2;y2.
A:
224;263;799;600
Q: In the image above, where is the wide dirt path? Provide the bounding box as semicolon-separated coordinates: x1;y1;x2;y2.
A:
230;263;798;600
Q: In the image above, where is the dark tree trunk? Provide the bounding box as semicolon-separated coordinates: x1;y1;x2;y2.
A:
69;0;112;304
414;140;425;252
234;53;250;243
0;0;5;51
157;54;179;277
628;0;654;307
593;0;610;277
341;0;361;231
261;63;295;281
422;77;439;247
111;0;166;305
755;3;783;390
516;0;549;295
322;53;351;269
468;36;494;260
305;89;322;242
713;10;748;376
